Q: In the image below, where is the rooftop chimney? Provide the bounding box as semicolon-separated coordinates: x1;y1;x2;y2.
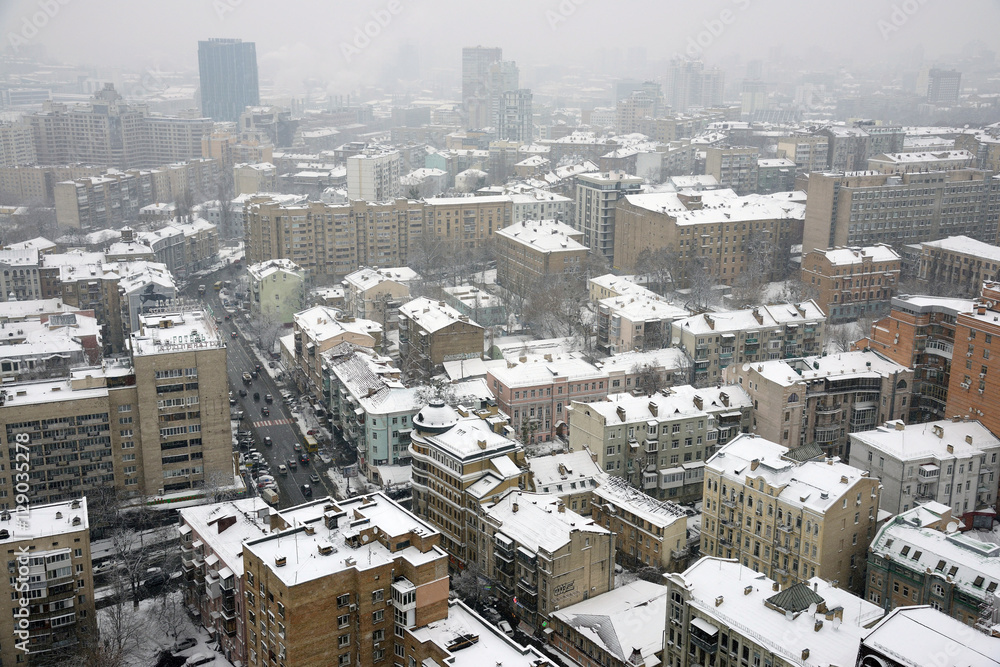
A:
750;459;760;471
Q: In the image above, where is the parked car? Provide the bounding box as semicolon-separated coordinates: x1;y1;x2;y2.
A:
498;620;513;637
171;637;197;654
184;654;216;667
143;571;169;590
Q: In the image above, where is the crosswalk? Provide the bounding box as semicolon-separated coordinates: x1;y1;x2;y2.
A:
253;418;293;428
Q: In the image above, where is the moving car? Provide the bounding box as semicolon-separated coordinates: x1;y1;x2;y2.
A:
278;464;288;475
231;331;238;339
238;388;247;397
287;458;297;469
263;436;272;446
299;452;309;464
300;484;312;497
242;372;252;384
264;393;273;403
261;406;270;416
309;472;320;484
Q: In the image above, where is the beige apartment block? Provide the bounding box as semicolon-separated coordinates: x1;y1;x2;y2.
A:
663;558;884;667
701;433;882;595
916;235;1000;297
0;499;96;665
409;402;528;567
613;189;804;286
801;168;997;256
724;349;913;460
776;135;829;173
476;490;614;626
398;297;483;382
591;475;689;571
672;301;826;385
704;146;759;195
240;493;450;667
494;219;588;292
800;244;900;323
423;194;513;251
244;196;426;280
233;161;276;195
569;385;751;503
342;266;418;329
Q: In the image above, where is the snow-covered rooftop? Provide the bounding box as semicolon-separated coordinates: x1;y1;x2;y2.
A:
674;301;825;336
343;266;419;291
243;493;444;587
551;580;667;667
809;244;900;266
130;309;223;356
295;305;382;342
746;350;908;388
861;606;1000;667
921;235;1000;263
623;188;805;225
495;219;587;253
871;503;999;603
0;298;82;321
596;348;690;375
707;434;875;512
0;497;89;541
179;498;276;578
488;354;606;389
409;600;555;666
594;475;687;530
399;297;482;333
599;293;690;322
578;384;750;426
672;558;884;667
528;450;604;495
247;258;303;281
850;419;999;462
486;490;609;553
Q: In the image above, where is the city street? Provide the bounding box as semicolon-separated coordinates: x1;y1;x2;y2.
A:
181;263;335;507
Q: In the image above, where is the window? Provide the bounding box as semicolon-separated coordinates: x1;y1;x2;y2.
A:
338;614;349;628
337;594;350;607
373;609;384;623
339;634;351;647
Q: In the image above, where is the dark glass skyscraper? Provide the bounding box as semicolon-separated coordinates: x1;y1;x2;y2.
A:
198;38;260;122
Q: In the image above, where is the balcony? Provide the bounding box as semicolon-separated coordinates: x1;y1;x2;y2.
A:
690;633;718;654
721;498;736;509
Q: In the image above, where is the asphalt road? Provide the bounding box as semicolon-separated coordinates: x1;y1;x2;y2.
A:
181;264;334;507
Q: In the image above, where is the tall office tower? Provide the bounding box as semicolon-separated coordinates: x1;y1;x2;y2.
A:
496;89;533;142
462;46;502;128
198;38;260;122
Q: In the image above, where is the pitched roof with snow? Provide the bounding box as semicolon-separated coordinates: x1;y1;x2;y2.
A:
486;490;609;553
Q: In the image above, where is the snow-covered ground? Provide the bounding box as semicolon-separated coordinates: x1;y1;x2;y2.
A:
105;590;235;667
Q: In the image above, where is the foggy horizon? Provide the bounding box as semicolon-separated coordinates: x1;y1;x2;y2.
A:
3;0;999;97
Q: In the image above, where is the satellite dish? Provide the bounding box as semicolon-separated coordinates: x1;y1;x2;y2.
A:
361;534;370;543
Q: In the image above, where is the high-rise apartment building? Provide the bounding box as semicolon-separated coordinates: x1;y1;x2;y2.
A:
944;282;1000;437
0;499;95;665
0;120;36;166
776;135;829;173
702;434;882;594
801;168;997;256
22;85;211;169
462;46;503;128
665;59;724;111
497;89;533;142
574;171;643;263
725;349;912;460
858;295;974;422
347;147;401;201
925;68;962;104
198;38;260;122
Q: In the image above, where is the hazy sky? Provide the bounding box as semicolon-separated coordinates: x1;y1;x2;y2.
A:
3;0;998;94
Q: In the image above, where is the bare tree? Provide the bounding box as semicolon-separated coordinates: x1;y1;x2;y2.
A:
632;362;667;396
634;247;677;295
451;561;491;608
686;257;715;313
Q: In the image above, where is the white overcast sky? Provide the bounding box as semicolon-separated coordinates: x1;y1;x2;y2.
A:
2;0;998;93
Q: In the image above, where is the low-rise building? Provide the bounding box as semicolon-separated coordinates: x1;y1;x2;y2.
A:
701;434;882;594
755;157;796;194
494;219;588;292
597;292;690;353
857;295;973;422
398;297;484;382
917;235;1000;297
526;449;603;514
849;419;1000;516
569;384;751;503
866;502;1000;626
247;258;305;326
0;499;95;666
598;347;692;394
488;352;609;444
409;402;529;567
342;266;416;329
724;349;913;460
290;305;383;400
673;301;826;385
0;312;102;380
663;557;885;667
856;605;1000;667
441;285;506;328
477;490;614;625
867;149;975;174
592;475;689;571
233;161;277;195
137;217;219;278
800;244;901;323
549;580;667;667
